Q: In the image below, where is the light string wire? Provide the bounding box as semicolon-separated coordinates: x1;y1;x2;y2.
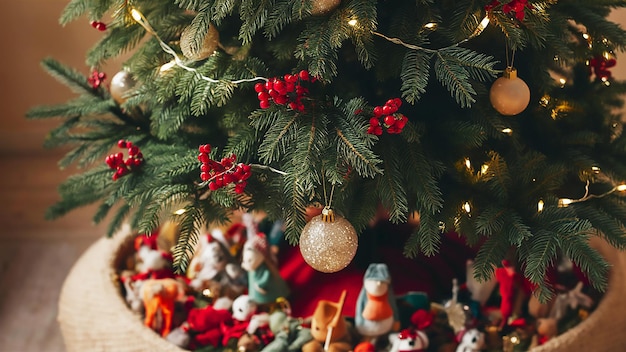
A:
129;8;268;85
129;6;490;83
370;16;491;54
559;179;626;207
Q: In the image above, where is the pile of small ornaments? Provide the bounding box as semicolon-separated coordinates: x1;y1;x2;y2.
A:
116;214;600;352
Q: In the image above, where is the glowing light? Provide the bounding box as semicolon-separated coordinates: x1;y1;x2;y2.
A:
558;198;573;207
559;78;567;87
616;184;626;192
604;80;611;86
510;336;520;344
480;164;489;175
502;128;513;134
463;202;471;213
464;158;471;170
348;19;358;26
582;33;590;40
478;16;490;31
537;199;544;212
424;22;437;29
540;95;550;107
130;8;143;23
591;166;601;173
174;208;186;215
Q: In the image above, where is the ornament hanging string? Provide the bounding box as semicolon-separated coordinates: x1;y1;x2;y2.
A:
505;41;517;69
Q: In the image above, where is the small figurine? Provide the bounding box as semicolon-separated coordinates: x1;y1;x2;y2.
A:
455;328;486;352
188;229;248;298
261;309;313;352
241;233;290;305
355;263;400;342
388;309;433;352
302;290;352;352
141;278;187;337
223;294;272;349
550;281;593;321
167;303;233;350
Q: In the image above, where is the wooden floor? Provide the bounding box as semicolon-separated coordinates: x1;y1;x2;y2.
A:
0;152;107;351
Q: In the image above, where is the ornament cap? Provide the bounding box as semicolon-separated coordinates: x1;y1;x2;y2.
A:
321;207;335;222
503;66;518;79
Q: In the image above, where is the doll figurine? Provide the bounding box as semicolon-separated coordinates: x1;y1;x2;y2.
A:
355;263;400;342
141;278;187;337
302;290;352;352
241;233;290;305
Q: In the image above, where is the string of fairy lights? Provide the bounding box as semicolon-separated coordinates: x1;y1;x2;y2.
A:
127;6;626;213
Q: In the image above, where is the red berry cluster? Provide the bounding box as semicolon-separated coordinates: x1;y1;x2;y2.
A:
485;0;533;21
90;20;107;31
88;69;106;89
254;70;312;112
105;140;144;181
366;98;408;135
198;144;251;194
589;55;617;81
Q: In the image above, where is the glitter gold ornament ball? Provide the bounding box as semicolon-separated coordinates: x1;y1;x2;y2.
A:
310;0;341;16
180;24;220;61
110;70;137;105
489;66;531;116
299;209;358;273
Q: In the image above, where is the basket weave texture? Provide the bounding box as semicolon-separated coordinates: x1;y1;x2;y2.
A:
58;225;187;352
530;236;626;351
58;227;626;351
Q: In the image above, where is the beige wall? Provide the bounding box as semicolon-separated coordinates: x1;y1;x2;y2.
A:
1;3;626;154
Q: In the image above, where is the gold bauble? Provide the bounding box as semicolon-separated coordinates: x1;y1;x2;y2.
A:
180;24;220;61
489;67;531;116
110;70;137;105
310;0;341;16
299;209;358;273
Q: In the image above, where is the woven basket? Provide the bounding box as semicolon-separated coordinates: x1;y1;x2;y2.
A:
58;225;187;352
530;236;626;352
59;227;626;351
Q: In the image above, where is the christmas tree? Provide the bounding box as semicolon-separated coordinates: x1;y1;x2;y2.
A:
28;0;626;301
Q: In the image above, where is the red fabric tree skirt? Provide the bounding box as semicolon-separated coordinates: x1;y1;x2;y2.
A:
277;221;477;318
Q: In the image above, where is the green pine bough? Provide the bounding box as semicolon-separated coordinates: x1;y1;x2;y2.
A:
28;0;626;301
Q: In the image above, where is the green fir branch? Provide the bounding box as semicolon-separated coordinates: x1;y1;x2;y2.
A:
434;51;477;108
400;50;431;104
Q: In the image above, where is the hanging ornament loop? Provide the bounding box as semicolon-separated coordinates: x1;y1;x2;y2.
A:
503;66;518;79
321;206;336;222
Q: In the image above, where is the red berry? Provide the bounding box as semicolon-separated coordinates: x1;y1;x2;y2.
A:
200;172;210;181
201;164;211;172
254;83;265;93
264;81;274;90
288;102;298;110
299;70;310;81
274;95;288;105
268;89;279;98
136;152;143;159
260;100;271;109
222;173;235;184
382;105;393;115
199;144;211;154
128;145;139;156
258;91;270;101
386;99;396;108
396;115;408;129
284;74;297;83
273;81;286;94
369;117;380;126
198;153;210;163
133;158;143;167
208;181;219;190
373;106;383;117
117;140;127;148
393;98;402;107
384;115;396;126
125;158;134;167
285;82;296;93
